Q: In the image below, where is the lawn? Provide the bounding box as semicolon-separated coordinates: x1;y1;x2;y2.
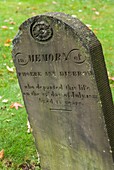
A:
0;0;114;169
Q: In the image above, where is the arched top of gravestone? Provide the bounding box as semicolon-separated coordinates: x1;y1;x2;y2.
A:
13;12;100;51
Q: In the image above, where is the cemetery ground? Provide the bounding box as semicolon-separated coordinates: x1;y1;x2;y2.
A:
0;0;114;169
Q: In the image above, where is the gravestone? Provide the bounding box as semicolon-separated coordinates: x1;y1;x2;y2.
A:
12;13;114;170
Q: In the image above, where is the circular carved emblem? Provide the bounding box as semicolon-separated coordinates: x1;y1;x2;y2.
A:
31;20;53;42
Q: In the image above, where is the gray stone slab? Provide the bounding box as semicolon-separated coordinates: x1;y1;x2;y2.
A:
12;12;114;170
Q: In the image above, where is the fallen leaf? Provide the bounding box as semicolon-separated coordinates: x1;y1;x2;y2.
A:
0;149;4;160
31;12;36;16
4;19;9;22
1;26;8;30
93;29;98;34
10;102;23;110
10;60;13;63
52;1;57;4
109;76;114;81
18;2;22;5
92;8;96;11
2;99;8;103
27;120;32;133
4;43;10;47
78;9;82;12
6;65;14;73
9;21;16;25
9;27;14;30
71;14;77;18
86;24;92;30
5;39;12;43
95;11;100;15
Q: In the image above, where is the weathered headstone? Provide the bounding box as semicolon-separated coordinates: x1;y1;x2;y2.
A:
12;13;114;169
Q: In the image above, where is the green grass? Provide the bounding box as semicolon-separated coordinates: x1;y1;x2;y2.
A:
0;0;114;169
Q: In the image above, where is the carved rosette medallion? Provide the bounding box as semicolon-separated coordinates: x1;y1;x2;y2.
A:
31;20;53;42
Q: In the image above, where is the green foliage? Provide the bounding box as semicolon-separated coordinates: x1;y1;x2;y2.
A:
0;0;114;169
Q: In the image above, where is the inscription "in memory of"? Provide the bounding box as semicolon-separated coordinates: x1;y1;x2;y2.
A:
16;49;86;66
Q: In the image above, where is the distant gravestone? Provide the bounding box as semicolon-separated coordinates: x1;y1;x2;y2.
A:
12;13;114;169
